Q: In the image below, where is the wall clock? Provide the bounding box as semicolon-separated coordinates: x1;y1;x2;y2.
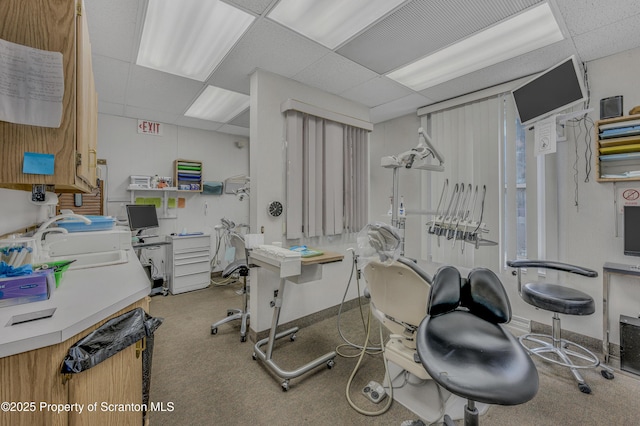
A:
267;200;283;217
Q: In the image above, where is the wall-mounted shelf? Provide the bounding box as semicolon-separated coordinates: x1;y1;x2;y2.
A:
596;114;640;182
127;187;178;219
174;159;203;192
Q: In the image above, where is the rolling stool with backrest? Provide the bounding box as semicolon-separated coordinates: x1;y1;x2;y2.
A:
416;265;539;426
507;259;614;393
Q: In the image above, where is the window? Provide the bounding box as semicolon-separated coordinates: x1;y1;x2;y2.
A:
515;120;527;258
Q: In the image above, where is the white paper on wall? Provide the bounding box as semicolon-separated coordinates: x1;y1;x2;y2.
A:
0;38;64;128
534;115;557;156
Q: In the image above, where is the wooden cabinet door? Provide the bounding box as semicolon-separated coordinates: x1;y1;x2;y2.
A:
67;343;143;426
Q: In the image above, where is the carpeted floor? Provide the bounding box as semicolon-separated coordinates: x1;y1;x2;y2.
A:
147;281;640;425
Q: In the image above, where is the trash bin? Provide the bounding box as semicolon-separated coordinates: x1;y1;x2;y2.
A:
61;307;163;420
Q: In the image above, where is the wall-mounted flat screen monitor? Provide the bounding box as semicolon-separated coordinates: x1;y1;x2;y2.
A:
512;55;587;126
624;205;640;257
126;204;159;234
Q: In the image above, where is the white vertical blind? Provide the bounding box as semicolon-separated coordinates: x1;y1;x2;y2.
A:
285;111;369;239
422;95;505;270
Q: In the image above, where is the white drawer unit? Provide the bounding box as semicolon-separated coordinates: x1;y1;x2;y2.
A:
168;234;211;294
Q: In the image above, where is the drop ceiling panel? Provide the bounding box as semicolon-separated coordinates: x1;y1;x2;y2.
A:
217;124;251;137
98;101;125;117
174;116;225;131
124;105;180;125
84;0;140;62
126;66;205;114
573;16;640;62
369;93;435;124
555;0;640;36
337;0;542;74
420;40;576;102
92;55;130;104
292;53;378;95
224;0;275;15
341;77;414;108
207;19;330;95
228;108;251;127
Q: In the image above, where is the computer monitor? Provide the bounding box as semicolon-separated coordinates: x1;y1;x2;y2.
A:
511;55;587;126
126;204;159;235
624;205;640;257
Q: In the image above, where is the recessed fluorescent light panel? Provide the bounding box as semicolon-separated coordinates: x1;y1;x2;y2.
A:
185;86;249;123
387;3;564;91
137;0;254;81
268;0;404;49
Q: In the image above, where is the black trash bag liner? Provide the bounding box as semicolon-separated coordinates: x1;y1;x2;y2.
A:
61;307;163;374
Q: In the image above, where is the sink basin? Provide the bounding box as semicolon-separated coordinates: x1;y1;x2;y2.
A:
43;250;129;270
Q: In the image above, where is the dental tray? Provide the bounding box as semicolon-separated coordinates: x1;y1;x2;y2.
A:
56;216;116;232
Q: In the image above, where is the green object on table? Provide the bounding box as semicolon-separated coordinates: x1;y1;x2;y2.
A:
34;259;75;287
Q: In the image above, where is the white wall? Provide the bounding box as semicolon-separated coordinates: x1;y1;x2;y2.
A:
97;114;249;272
249;70;371;332
0;189;48;236
368;47;640;345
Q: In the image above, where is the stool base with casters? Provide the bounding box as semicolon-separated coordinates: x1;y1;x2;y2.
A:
211;260;250;342
519;313;614;394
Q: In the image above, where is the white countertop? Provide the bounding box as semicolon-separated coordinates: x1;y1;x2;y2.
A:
0;249;150;358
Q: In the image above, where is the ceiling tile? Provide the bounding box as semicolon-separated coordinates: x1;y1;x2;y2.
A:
98;101;125;117
228;108;251;127
341;76;414;108
124;105;181;125
223;0;275;15
207;18;329;94
126;66;205;113
573;16;640;62
337;0;541;74
92;55;130;104
555;0;640;36
292;53;378;95
370;93;435;124
84;0;140;62
174;116;225;131
217;124;251;137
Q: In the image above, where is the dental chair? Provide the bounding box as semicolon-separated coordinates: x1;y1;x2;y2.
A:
416;265;539;426
360;223;432;380
211;231;250;342
507;259;615;393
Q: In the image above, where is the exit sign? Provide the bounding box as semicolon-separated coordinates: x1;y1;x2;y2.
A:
138;119;163;136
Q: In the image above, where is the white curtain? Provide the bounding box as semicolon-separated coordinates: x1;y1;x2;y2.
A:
285;111;369;239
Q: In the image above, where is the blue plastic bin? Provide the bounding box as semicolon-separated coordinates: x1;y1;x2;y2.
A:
56;215;116;232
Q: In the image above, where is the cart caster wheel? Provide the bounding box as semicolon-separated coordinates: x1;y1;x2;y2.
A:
281;380;289;392
601;370;614;380
162;290;168;297
578;383;591;394
290;334;297;342
327;359;335;369
241;335;247;343
211;327;218;335
252;353;257;360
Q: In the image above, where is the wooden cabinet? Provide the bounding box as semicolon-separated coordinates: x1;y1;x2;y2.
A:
0;298;148;426
174;159;203;192
595;114;640;182
0;0;98;193
168;234;211;294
